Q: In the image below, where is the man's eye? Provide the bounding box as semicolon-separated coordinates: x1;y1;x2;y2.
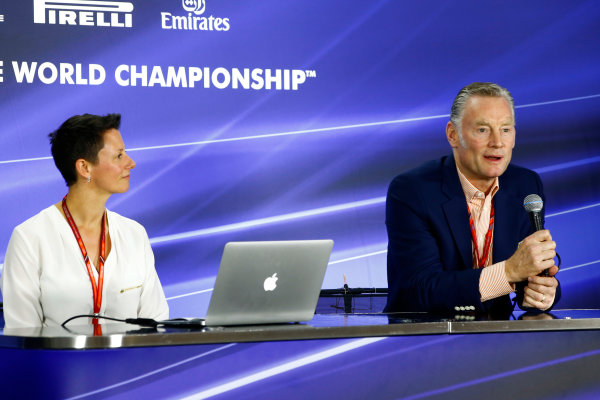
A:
478;128;487;133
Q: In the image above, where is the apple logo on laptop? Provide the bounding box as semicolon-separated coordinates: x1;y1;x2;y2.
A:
263;273;278;291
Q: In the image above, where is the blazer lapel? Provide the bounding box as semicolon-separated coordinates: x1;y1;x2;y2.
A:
441;155;472;269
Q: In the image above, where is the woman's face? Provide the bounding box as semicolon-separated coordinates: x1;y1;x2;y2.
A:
89;128;136;194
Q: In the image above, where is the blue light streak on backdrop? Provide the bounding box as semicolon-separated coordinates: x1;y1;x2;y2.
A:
0;0;599;317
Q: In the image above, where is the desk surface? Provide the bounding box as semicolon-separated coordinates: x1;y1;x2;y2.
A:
2;309;599;350
2;310;600;399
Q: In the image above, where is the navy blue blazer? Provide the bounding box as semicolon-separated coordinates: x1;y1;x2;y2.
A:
384;154;560;314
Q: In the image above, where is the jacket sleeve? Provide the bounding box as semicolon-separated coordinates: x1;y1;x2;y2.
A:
1;228;44;328
137;227;169;321
385;175;483;313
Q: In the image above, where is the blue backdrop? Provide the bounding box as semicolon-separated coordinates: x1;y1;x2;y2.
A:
1;0;599;318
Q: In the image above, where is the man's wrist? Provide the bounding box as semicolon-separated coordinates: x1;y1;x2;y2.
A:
504;258;516;283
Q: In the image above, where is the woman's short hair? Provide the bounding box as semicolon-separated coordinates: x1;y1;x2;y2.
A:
48;113;121;186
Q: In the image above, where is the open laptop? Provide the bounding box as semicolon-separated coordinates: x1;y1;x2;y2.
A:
202;240;334;326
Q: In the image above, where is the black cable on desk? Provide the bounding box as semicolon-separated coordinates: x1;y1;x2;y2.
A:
61;315;206;328
61;314;159;327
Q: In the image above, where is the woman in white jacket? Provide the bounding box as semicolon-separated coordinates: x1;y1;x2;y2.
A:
1;113;169;328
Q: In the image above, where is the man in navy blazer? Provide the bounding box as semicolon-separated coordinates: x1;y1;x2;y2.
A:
385;83;560;315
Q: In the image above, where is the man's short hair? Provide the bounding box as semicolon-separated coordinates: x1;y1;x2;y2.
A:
450;82;514;131
48;113;121;186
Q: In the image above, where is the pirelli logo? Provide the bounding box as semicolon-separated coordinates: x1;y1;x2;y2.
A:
33;0;134;27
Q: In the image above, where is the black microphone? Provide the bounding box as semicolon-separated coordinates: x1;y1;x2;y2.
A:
523;194;544;231
523;194;549;276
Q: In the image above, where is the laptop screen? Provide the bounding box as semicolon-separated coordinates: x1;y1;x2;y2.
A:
205;240;334;326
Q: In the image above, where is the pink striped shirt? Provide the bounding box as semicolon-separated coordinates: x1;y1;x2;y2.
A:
456;167;515;301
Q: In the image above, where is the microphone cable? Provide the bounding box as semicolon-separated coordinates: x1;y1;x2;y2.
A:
61;314;160;328
61;315;206;328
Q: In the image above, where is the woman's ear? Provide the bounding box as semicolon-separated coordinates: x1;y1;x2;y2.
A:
74;158;92;182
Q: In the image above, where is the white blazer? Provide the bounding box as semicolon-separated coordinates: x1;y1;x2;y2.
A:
1;205;169;328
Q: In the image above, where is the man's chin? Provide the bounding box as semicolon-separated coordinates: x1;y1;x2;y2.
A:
483;162;509;178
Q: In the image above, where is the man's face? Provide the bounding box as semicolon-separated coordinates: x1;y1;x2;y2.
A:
446;95;515;192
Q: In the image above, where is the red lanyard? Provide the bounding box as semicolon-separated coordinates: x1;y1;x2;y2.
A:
62;196;106;315
467;200;495;268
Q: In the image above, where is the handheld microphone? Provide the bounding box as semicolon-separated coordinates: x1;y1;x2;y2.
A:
523;194;544;231
523;194;549;276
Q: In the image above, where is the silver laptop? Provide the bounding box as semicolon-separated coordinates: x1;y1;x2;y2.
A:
204;240;334;326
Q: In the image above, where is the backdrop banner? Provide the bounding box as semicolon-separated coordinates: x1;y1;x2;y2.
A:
1;1;599;316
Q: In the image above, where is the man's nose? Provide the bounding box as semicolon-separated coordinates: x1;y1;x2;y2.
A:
489;128;504;147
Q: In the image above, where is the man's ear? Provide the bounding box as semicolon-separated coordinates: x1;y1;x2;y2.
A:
446;121;460;148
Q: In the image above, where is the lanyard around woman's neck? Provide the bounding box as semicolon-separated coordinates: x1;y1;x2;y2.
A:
62;195;106;315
